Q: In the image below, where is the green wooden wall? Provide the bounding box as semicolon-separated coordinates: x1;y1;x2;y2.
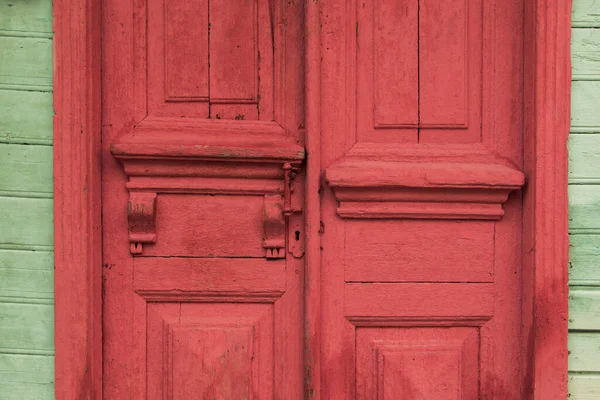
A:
570;0;600;398
0;0;54;398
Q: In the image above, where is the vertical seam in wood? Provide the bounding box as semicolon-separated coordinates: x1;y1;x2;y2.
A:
417;0;421;142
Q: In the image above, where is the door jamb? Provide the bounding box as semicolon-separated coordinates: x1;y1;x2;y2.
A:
53;0;571;398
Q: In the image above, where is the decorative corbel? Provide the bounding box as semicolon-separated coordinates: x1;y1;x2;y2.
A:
127;192;157;254
263;195;285;259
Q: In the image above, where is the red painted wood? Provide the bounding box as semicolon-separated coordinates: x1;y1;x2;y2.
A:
522;0;572;398
101;0;305;398
317;0;532;398
53;0;103;398
54;0;571;398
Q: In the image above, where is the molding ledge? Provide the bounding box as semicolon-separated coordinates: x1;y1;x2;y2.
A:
111;128;304;254
326;160;524;220
111;126;304;195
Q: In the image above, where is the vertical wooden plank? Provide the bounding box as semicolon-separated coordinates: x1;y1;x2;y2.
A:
419;0;467;128
305;0;321;395
209;0;257;102
372;0;418;128
522;0;571;397
53;0;103;396
164;0;209;100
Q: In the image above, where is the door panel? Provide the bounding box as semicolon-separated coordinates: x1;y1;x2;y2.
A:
320;0;525;398
101;0;305;398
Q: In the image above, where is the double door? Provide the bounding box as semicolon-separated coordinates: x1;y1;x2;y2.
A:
101;0;526;398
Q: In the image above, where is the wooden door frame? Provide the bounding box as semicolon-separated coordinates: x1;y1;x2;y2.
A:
52;0;571;398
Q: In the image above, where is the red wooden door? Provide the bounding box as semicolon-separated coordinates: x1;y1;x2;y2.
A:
101;0;526;398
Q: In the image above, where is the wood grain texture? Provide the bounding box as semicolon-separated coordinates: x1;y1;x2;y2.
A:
0;303;53;352
569;185;600;233
572;0;600;27
572;28;600;80
569;332;600;372
0;144;53;198
0;90;53;145
571;81;600;132
0;0;52;36
0;354;54;400
0;250;53;300
569;134;600;183
0;197;53;248
569;374;600;399
570;235;600;285
569;288;600;330
0;37;52;91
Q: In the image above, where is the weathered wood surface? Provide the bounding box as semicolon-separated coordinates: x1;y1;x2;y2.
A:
0;1;54;399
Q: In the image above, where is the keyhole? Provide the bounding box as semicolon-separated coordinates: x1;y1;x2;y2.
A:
295;230;300;241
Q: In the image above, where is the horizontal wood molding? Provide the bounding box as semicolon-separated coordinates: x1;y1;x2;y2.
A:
326;160;524;220
111;128;304;255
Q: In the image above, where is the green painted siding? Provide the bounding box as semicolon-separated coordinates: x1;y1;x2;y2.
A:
570;1;600;398
0;0;54;399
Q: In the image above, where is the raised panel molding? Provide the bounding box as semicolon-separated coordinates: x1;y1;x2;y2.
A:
147;303;274;399
374;342;462;399
141;0;278;120
326;158;524;220
165;321;256;399
355;0;482;143
111;120;304;254
355;327;480;400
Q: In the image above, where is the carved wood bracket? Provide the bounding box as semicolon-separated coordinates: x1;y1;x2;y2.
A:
127;192;157;254
111;121;304;255
263;195;286;258
326;160;524;220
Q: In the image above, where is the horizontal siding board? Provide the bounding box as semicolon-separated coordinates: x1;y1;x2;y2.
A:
0;354;53;400
569;185;600;232
570;288;600;330
0;250;53;300
0;144;52;197
0;197;53;248
0;0;54;397
573;0;600;27
572;81;600;132
0;302;53;351
569;134;600;182
572;28;600;80
0;37;52;90
570;235;600;285
569;374;600;399
570;333;600;371
0;0;52;35
0;90;53;145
